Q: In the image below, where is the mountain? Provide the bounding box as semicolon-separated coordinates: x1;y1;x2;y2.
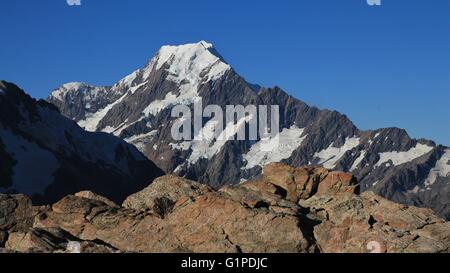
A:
48;41;450;220
0;81;164;204
1;163;449;253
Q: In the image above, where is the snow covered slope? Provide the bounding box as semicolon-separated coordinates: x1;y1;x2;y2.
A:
0;81;164;204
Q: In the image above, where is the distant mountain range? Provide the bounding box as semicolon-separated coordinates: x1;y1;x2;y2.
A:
2;41;447;220
0;81;163;204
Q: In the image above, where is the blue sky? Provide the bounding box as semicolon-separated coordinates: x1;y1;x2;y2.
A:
0;0;449;145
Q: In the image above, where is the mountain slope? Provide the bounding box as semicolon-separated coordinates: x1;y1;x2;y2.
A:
0;81;164;204
48;41;450;219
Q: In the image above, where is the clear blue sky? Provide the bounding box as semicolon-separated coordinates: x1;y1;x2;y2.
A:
0;0;449;145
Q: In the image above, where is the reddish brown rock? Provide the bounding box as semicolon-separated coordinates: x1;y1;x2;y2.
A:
294;166;329;200
122;175;212;212
241;178;286;197
261;163;346;202
261;163;298;202
34;186;312;253
316;171;359;197
301;191;449;253
75;191;118;208
2;164;449;253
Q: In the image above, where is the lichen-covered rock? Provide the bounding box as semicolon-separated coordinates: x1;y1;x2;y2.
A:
34;188;313;253
2;164;449;253
260;163;358;201
301;191;449;253
316;171;359;197
122;175;212;212
74;191;118;208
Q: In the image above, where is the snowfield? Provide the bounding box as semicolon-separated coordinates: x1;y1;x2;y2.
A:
314;137;360;169
375;143;433;168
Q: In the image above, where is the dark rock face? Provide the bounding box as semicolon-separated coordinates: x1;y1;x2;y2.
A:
0;194;35;248
0;194;34;234
0;81;164;205
2;164;449;253
46;41;450;220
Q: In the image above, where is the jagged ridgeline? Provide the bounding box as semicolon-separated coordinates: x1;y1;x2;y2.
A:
47;41;449;219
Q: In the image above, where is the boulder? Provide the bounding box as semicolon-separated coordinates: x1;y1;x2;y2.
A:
34;188;313;253
74;191;118;208
6;227;118;253
2;164;449;253
316;171;359;197
300;191;449;253
122;175;212;212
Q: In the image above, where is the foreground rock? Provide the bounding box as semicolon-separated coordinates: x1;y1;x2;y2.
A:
2;163;449;253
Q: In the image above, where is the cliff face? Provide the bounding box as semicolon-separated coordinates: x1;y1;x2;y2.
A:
1;163;449;253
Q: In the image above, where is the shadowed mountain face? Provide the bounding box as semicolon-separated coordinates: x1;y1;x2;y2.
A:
47;41;450;219
0;81;164;205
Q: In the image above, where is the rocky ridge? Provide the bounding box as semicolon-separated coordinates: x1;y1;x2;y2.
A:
1;164;448;253
47;41;450;220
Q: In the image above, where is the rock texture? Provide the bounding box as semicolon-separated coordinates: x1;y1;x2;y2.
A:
47;41;450;220
2;164;448;253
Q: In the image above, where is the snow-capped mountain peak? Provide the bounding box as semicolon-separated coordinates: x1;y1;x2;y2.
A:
145;41;230;83
47;42;450;220
49;82;89;101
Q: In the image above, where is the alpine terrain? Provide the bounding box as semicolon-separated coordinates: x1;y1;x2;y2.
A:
47;41;450;219
0;81;164;205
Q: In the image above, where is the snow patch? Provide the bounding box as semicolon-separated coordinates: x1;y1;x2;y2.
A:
314;137;361;169
424;149;450;187
170;115;249;165
125;130;158;153
50;82;86;101
125;130;158;143
78;90;130;131
155;41;227;78
143;92;188;116
242;126;307;170
114;70;140;89
374;143;433;168
142;41;230;116
407;185;421;194
128;81;147;94
350;150;366;171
